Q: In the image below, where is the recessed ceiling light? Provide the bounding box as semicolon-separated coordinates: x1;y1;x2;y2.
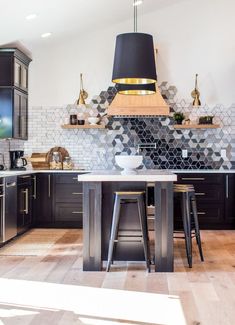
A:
26;14;37;20
133;0;143;6
41;32;52;38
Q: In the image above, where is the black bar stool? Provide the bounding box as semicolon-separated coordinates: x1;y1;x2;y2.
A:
174;184;204;268
106;191;151;272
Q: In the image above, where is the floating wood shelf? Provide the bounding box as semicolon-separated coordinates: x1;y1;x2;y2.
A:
61;124;105;129
173;124;220;129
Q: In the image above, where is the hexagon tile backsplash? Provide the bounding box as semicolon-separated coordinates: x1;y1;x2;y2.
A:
21;82;235;170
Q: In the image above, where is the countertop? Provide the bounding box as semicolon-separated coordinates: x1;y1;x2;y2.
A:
0;169;235;178
77;170;177;182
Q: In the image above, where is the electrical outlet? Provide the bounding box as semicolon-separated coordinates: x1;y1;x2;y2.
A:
182;149;188;158
221;149;227;158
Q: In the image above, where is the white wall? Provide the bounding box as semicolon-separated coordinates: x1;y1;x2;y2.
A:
29;0;235;107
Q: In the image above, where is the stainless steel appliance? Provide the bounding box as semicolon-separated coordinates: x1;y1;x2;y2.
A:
0;177;17;244
10;150;27;170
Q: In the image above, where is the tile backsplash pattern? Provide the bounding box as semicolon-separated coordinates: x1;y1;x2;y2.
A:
2;82;235;170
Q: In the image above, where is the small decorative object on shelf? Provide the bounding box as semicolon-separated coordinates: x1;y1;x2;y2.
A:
191;74;201;107
49;151;62;170
70;114;78;125
77;119;85;125
184;118;191;125
87;117;100;125
199;116;214;125
62;156;73;170
173;112;185;125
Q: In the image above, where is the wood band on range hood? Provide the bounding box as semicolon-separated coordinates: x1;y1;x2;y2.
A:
108;85;169;116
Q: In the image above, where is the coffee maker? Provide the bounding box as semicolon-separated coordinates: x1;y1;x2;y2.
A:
10;150;27;170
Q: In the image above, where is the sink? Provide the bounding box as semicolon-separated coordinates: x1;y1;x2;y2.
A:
115;155;143;174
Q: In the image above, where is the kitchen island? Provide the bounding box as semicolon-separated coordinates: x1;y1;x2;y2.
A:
78;170;177;272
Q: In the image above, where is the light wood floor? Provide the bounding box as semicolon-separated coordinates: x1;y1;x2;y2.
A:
0;229;234;325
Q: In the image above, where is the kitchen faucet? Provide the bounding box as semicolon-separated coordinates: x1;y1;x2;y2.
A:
137;143;157;154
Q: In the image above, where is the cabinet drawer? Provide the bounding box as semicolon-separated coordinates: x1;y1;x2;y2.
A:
177;173;223;185
193;184;224;202
54;203;83;222
17;175;32;186
196;203;224;225
55;174;83;185
55;184;83;203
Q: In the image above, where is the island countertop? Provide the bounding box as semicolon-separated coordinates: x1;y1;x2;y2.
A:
77;170;177;182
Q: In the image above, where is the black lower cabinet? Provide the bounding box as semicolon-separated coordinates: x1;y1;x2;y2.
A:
224;174;235;227
35;173;53;226
35;173;83;228
175;173;235;230
17;175;33;234
4;177;17;241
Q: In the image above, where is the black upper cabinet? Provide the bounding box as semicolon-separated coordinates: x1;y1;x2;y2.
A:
0;49;31;91
0;48;31;140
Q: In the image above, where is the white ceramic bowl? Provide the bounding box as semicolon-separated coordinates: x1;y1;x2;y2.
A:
87;117;100;125
115;155;143;174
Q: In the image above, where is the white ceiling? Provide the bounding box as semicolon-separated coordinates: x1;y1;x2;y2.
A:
0;0;186;49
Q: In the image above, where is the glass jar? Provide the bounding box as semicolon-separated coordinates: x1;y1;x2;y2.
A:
70;114;78;125
49;151;62;170
63;156;73;170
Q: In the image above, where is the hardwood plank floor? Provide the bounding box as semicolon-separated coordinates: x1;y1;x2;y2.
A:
0;229;234;325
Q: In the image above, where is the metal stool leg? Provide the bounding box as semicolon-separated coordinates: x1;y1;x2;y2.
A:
181;192;192;268
106;195;121;272
137;195;151;272
191;194;204;262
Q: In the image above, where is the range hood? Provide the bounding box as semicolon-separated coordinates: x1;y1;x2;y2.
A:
108;85;169;116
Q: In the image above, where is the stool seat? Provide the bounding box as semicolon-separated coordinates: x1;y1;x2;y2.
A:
174;183;204;268
114;191;145;195
106;191;151;272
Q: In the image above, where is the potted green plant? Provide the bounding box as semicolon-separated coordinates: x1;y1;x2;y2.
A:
173;112;185;125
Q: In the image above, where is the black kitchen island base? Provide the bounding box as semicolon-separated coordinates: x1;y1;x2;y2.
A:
82;180;174;272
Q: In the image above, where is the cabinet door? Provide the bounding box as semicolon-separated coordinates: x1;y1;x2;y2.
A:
20;92;28;140
13;90;28;140
35;174;53;225
5;177;17;241
17;186;25;234
13;91;21;138
14;59;28;92
225;174;235;226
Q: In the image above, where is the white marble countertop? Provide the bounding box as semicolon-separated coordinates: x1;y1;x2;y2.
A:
77;170;177;182
0;169;235;178
0;169;89;177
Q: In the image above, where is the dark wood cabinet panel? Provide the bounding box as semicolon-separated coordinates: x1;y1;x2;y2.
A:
35;174;53;225
54;184;83;203
54;174;81;184
177;173;223;184
13;90;28;139
0;48;31;140
224;174;235;225
54;203;83;227
4;177;17;241
17;175;33;234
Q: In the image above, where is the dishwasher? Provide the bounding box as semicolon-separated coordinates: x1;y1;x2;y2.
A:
0;177;17;244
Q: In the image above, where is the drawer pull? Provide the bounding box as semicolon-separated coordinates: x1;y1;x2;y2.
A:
181;177;205;181
198;212;206;215
72;192;83;195
6;182;16;188
195;193;206;196
72;177;77;180
147;217;155;220
19;175;31;179
72;211;83;214
0;194;4;198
